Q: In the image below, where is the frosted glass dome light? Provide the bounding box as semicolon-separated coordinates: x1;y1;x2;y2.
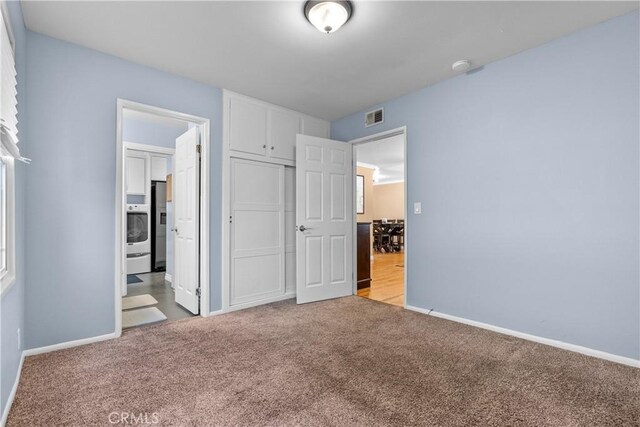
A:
304;1;353;34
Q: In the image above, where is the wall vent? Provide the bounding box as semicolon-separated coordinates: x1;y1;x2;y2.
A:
365;108;384;127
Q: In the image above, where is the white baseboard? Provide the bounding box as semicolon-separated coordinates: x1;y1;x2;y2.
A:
224;292;296;313
1;351;25;426
164;273;172;283
405;305;639;368
23;332;117;357
202;309;223;318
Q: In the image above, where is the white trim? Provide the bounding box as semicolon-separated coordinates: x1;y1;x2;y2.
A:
0;153;15;295
406;305;640;368
201;309;223;318
23;332;118;357
124;141;176;156
373;179;404;186
226;293;295;313
1;351;24;426
116;99;210;338
350;126;408;308
164;273;172;283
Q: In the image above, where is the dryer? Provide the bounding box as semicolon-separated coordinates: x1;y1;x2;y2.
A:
126;204;151;274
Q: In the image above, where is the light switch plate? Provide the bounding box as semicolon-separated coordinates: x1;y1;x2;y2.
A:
414;202;422;214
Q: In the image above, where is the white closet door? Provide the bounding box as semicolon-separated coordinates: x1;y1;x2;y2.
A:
284;166;296;294
230;159;285;306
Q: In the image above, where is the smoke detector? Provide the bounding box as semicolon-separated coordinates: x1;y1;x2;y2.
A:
452;60;471;73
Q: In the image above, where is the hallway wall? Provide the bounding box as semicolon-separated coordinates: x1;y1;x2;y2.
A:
332;11;640;360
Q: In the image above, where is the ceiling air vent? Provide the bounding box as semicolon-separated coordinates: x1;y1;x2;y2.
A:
365;108;384;127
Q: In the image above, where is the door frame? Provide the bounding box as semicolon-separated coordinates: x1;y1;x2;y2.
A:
115;98;211;337
349;126;408;308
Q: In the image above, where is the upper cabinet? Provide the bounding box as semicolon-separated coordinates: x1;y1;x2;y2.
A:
150;155;168;181
126;151;148;196
269;109;301;162
226;91;330;166
229;97;268;156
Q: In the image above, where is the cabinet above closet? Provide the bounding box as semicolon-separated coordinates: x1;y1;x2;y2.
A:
225;91;330;166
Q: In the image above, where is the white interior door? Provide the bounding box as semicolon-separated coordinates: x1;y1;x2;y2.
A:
174;127;200;314
296;134;353;304
230;159;285;306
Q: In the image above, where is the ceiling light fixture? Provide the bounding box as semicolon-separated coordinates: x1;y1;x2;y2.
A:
452;59;472;73
304;1;353;34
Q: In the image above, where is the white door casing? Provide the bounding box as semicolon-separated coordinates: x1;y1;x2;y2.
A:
174;127;200;314
295;134;353;304
230;158;285;305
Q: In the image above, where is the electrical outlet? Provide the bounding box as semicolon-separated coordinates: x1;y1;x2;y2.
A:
16;328;21;350
414;202;422;215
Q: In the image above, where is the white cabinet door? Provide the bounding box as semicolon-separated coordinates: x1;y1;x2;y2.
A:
150;155;168;181
269;109;301;162
302;117;330;139
229;97;268;156
126;151;148;195
295;135;353;304
230;159;285;306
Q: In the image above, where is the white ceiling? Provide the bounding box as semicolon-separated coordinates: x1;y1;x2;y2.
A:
22;1;638;121
357;134;404;185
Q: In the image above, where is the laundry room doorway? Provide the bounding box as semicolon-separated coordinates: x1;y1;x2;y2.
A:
115;100;210;333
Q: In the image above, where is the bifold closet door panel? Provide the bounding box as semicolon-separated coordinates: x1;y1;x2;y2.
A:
230;159;285;305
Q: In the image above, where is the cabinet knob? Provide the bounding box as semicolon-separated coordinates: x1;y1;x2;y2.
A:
263;145;266;149
271;146;274;150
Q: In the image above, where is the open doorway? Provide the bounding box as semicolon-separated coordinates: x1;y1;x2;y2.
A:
353;130;406;307
115;100;210;333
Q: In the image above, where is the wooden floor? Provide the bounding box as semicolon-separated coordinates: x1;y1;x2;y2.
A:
357;251;404;307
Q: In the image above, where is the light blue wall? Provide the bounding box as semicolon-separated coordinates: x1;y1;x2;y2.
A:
25;31;223;349
332;11;640;360
123;116;188;149
0;0;27;414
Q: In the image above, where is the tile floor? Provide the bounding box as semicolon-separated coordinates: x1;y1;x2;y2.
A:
124;272;194;326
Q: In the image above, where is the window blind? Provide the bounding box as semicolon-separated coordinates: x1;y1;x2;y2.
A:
0;9;20;160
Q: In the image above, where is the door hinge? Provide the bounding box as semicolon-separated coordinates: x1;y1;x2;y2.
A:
196;288;201;298
196;144;202;154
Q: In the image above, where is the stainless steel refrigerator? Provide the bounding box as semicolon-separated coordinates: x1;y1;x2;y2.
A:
151;181;167;271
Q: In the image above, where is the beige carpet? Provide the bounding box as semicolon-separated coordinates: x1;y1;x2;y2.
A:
7;297;639;426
